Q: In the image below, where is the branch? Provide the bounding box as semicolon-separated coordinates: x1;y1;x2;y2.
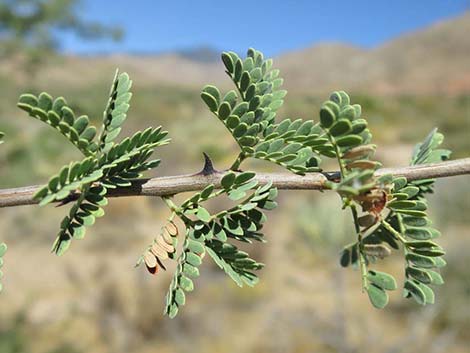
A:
0;158;469;209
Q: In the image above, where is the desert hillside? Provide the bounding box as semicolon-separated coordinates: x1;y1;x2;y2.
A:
3;13;468;95
277;13;470;94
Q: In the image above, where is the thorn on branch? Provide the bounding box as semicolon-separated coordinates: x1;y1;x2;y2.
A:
322;171;341;182
199;152;218;176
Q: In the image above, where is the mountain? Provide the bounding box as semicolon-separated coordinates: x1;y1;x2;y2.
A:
174;46;221;63
2;14;469;95
277;13;470;94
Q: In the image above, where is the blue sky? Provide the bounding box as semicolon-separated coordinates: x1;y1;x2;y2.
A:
61;0;469;56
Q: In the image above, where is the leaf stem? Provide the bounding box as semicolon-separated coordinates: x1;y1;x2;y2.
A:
230;152;246;171
381;219;407;244
350;204;369;292
322;128;346;179
162;196;179;214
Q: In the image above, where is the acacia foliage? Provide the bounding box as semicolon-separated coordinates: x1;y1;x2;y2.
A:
0;48;452;316
17;71;169;255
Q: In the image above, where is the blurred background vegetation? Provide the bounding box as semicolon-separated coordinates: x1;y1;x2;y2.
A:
0;1;469;353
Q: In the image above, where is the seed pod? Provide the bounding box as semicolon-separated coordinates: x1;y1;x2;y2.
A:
151;243;168;260
162;228;173;245
157;236;175;253
342;144;376;160
146;264;158;275
156;257;167;271
356;189;386;203
144;251;157;268
364;244;392;259
166;221;179;237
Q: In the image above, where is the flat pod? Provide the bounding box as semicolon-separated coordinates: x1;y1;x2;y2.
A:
151;243;168;260
166;222;179;236
144;251;157;268
157;236;175;253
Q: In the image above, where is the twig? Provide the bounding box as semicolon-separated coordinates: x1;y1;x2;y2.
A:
0;158;469;208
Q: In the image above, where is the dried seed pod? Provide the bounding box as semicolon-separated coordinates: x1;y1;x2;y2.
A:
162;227;173;245
151;243;168;260
146;264;158;275
157;236;175;253
356;188;386;202
358;214;377;228
156;257;167;271
144;251;157;268
342;144;376;160
166;221;179;237
364;244;392;259
357;189;388;216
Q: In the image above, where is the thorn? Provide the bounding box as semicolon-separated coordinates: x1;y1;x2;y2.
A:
199;152;218;176
322;171;341;182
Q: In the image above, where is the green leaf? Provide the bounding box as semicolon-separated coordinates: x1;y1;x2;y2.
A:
0;243;7;257
406;253;436;268
412;248;445;257
404;280;426;305
174;288;186;305
329;119;351;136
201;92;218;112
417;282;435;304
367;270;397;291
73;116;89;134
392;177;407;191
335;135;363;147
405;227;433;240
196;207;211;222
221;52;234;73
202;85;220;105
320;106;335;128
183;264;200;278
38;92;53;110
187;239;205;255
235;172;256;185
406;266;432;284
179;276;194;292
218;102;232;120
433;256;447;268
339;106;356;121
240;71;251;91
81;126;97;142
367;284;389;309
226;115;240;129
186;252;202;267
221;172;236;189
402;216;429;227
427;270;444;285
